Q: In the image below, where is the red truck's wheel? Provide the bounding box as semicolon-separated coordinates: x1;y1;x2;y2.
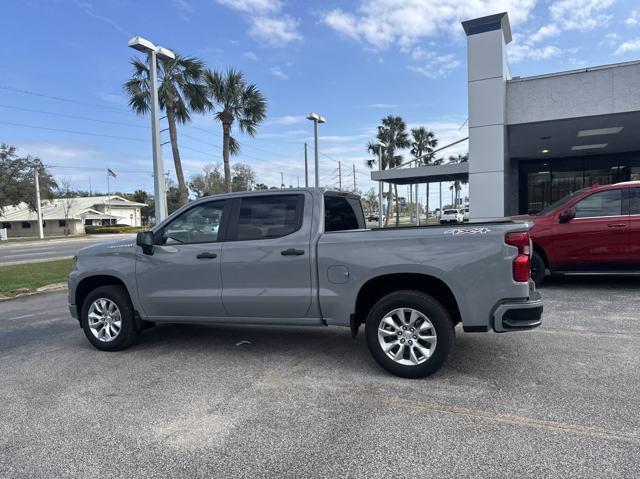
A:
365;290;454;378
530;251;546;287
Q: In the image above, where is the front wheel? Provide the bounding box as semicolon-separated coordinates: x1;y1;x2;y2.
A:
80;285;139;351
365;290;455;378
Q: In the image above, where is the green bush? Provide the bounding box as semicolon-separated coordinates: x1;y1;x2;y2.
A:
85;225;147;234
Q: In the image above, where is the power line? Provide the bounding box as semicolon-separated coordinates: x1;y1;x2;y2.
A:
0;104;147;129
0;85;131;113
0;120;147;142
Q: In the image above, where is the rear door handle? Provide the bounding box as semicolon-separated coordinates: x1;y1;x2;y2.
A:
281;248;305;256
196;252;217;259
607;223;627;228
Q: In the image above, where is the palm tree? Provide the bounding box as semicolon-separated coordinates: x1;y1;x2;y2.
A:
124;53;208;206
366;115;410;226
410;127;438;223
447;153;469;207
204;68;267;193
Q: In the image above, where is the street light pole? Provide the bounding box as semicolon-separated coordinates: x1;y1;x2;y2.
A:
304;142;308;187
306;112;325;188
34;167;44;239
377;142;385;228
128;36;175;223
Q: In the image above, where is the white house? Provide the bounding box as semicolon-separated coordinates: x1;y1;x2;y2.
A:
0;195;147;238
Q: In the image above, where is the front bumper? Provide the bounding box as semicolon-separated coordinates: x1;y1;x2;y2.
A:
492;290;543;332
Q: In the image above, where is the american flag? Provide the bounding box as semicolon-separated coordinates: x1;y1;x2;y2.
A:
107;168;117;178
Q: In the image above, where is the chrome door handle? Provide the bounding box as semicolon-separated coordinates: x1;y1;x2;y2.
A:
196;252;217;259
607;223;627;228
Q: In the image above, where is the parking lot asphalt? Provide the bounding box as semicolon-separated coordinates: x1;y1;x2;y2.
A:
1;277;639;478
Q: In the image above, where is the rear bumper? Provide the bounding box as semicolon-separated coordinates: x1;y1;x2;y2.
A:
492;291;543;333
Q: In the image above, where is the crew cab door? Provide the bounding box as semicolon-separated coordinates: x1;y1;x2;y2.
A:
627;186;640;264
220;193;312;318
551;188;628;269
136;199;230;320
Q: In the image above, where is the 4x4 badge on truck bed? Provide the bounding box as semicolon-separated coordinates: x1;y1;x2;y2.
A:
444;227;491;236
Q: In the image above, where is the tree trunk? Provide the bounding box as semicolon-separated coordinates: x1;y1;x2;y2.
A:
385;182;392;227
394;184;399;226
426;183;430;224
222;117;233;193
165;105;189;206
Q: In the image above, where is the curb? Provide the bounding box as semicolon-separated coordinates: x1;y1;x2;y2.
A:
0;283;68;302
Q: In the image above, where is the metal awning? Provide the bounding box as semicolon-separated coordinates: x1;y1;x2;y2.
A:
371;162;469;185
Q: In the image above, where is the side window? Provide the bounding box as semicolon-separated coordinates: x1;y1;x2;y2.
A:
161;201;225;244
574;189;622;218
324;195;365;232
629;188;640;215
232;195;302;241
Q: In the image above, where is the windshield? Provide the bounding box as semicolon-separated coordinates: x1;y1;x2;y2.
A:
444;209;458;214
536;189;587;215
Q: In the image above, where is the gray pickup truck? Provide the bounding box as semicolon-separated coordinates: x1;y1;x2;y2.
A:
68;188;542;378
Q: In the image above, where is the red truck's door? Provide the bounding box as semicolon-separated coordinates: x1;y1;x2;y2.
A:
550;188;629;269
627;186;640;264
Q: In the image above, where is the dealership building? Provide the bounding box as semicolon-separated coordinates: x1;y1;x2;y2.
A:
372;12;640;220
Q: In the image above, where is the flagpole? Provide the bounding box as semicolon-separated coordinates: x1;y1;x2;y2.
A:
107;169;111;225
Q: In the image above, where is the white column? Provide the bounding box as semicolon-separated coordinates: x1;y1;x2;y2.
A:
462;13;512;220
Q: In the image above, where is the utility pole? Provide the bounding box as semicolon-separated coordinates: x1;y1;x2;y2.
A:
377;143;384;228
338;161;342;191
304;142;308;187
297;176;300;188
34;168;44;239
352;164;356;191
280;172;285;189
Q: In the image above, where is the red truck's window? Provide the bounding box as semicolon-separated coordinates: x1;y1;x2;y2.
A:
574;190;622;218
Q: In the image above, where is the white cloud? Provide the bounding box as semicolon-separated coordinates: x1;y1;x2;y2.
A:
322;1;536;50
615;38;640;54
549;0;615;32
217;0;281;14
508;39;565;63
172;0;194;20
408;48;460;78
217;0;301;47
244;51;258;61
625;10;639;27
269;115;304;125
249;15;301;46
269;66;288;80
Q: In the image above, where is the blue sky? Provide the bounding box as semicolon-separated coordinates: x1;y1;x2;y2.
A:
2;0;640;204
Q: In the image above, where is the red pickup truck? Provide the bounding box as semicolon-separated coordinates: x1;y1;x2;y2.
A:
516;181;640;285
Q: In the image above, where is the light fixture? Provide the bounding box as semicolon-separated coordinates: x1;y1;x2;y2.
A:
577;127;623;137
571;144;607;151
541;149;549;154
306;112;326;124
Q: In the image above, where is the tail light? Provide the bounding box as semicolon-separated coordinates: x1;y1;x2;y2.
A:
505;232;531;282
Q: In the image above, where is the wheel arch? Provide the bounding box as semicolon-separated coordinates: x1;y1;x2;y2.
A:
75;275;131;319
353;273;461;329
532;242;549;269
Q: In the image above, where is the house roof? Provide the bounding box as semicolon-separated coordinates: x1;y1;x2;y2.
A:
0;195;146;222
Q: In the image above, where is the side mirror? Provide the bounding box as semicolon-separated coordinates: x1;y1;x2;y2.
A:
136;231;155;255
559;207;576;224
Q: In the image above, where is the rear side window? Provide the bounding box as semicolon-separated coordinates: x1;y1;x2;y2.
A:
324;195;365;232
629;188;640;215
574;189;622;218
232;195;302;241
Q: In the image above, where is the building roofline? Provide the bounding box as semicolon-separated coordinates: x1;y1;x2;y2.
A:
508;59;640;83
461;12;511;44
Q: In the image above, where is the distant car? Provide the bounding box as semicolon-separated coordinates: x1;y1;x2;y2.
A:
440;209;463;224
512;181;640;286
462;207;469;221
366;214;379;222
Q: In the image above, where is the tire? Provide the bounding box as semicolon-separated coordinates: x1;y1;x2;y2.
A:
531;251;546;287
365;290;455;378
80;285;139;351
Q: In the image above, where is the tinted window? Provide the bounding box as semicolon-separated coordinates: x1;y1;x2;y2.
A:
574;190;622;218
629;188;640;215
161;201;225;244
234;195;301;240
324;195;365;232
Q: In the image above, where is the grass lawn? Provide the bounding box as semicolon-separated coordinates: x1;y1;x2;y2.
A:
0;259;73;297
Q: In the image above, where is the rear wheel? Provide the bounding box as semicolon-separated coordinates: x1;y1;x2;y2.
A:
80;285;138;351
531;251;546;287
365;290;454;378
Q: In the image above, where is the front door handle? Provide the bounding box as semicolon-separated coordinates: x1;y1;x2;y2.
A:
607;223;627;228
281;248;305;256
196;252;217;259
